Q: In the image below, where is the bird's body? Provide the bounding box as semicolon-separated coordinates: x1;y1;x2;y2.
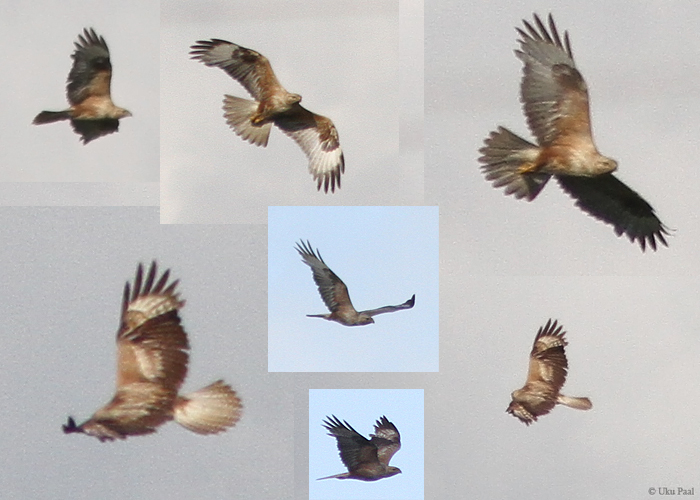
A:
62;262;242;441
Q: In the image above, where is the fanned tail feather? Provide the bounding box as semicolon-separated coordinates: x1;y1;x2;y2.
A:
222;95;272;147
479;126;550;201
174;380;242;434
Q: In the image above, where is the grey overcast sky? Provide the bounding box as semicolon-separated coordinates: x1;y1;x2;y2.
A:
0;0;159;185
1;0;700;498
160;0;424;223
426;0;700;497
428;0;700;274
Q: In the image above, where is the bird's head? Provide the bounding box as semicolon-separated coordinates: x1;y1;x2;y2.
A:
357;315;375;325
506;400;534;425
386;466;402;477
116;107;132;119
597;156;618;174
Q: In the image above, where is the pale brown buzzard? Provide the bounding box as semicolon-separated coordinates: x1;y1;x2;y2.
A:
62;262;242;441
507;319;592;425
479;14;668;250
319;415;402;481
33;28;131;144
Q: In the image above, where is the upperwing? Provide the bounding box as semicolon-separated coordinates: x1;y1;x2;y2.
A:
527;319;568;389
296;240;356;314
116;262;189;391
370;416;401;466
189;39;286;101
361;294;415;318
67;28;113;105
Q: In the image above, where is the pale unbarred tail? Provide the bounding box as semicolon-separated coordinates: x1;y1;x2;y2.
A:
557;394;593;411
33;110;71;125
174;380;242;434
317;472;350;480
479;126;550;201
222;95;272;147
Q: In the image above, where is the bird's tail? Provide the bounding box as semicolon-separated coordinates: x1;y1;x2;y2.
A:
557;394;593;411
306;314;331;319
479;126;550;201
222;95;272;147
174;380;242;434
317;472;350;480
33;110;71;125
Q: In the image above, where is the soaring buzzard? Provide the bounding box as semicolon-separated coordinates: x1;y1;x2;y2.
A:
479;14;668;250
507;319;592;425
319;415;402;481
62;262;242;441
190;39;344;193
33;28;131;144
296;240;415;326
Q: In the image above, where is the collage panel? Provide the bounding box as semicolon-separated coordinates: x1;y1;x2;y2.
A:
426;1;700;274
160;0;423;224
268;205;439;372
0;0;159;186
429;274;700;497
309;388;424;500
0;206;296;499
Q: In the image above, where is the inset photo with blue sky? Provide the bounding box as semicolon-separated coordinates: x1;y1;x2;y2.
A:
268;205;439;372
309;388;424;500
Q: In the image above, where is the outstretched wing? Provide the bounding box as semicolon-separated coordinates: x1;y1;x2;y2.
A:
275;106;344;193
323;415;378;473
116;261;189;392
70;118;121;145
370;416;401;466
189;39;286;101
295;240;357;316
556;173;669;251
67;28;113;105
527;319;568;393
360;294;415;318
516;14;592;148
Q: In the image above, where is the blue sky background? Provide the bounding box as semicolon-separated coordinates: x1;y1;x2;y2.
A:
309;389;424;500
268;206;439;372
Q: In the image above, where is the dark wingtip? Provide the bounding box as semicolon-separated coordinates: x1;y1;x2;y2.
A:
406;294;416;307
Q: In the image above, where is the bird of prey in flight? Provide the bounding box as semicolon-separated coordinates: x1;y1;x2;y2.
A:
319;415;402;481
190;39;344;193
296;240;415;326
479;13;668;250
62;262;242;441
507;319;592;425
33;28;131;144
